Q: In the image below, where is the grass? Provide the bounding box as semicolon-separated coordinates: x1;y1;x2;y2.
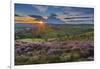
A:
32;38;45;42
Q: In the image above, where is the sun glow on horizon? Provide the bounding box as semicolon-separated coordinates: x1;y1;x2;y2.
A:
15;16;46;25
38;21;44;24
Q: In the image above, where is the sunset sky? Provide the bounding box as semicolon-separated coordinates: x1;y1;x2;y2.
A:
15;3;94;24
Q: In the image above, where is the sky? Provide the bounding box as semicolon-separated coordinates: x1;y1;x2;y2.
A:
15;3;94;24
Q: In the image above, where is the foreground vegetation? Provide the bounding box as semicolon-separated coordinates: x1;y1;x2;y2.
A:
15;24;94;65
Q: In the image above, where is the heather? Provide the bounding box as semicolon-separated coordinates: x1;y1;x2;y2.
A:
15;24;94;65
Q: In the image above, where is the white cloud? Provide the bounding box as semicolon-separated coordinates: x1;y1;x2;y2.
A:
31;5;48;13
42;16;48;20
56;13;93;24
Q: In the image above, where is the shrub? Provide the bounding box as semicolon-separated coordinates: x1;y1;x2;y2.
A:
15;55;29;65
47;49;63;56
71;51;81;61
60;53;72;62
47;55;61;63
26;55;40;64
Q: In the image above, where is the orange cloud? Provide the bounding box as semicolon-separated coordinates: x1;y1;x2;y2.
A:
15;16;43;24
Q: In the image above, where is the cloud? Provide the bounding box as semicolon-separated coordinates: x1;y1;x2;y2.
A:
56;7;94;24
31;5;48;13
28;4;94;24
42;16;48;20
56;13;93;24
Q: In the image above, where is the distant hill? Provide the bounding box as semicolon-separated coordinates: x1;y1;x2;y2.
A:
15;14;21;17
28;13;65;24
29;15;44;20
45;14;65;24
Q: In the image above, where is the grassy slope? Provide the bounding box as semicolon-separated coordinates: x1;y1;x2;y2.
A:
15;24;94;65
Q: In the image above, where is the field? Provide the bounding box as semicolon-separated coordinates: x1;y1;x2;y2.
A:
15;24;94;65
